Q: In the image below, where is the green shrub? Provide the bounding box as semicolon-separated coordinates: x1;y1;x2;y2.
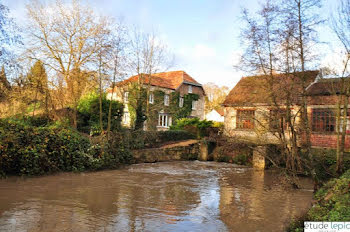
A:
288;169;350;231
121;129;195;150
310;148;350;182
212;121;224;128
77;92;124;135
0;118;91;176
170;118;213;138
0;117;133;176
232;153;250;165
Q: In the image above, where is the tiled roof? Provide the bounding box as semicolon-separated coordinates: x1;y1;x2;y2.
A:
306;77;350;96
216;108;224;116
223;71;319;106
108;71;201;92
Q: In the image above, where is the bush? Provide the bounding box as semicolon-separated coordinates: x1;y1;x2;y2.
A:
213;139;253;165
310;148;350;182
0;117;133;176
125;129;195;149
77;92;124;135
0;118;91;176
170;118;214;138
288;169;350;231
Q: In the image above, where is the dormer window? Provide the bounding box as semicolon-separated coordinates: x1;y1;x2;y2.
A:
188;85;192;93
164;94;169;106
124;92;129;103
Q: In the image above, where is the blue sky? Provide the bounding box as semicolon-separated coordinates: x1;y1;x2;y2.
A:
3;0;341;88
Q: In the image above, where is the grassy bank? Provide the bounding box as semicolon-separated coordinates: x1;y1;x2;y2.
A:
288;169;350;231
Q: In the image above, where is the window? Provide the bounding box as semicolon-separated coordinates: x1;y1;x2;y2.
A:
179;97;184;107
270;109;287;131
164;94;169;106
312;109;335;133
124;92;129;103
123;112;129;124
192;100;198;110
149;92;154;104
188;85;192;93
236;110;255;129
158;114;172;128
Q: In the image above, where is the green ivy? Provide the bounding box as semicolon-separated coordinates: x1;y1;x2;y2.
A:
126;84;199;130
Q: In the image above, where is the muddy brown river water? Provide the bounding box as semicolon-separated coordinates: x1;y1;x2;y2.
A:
0;161;313;232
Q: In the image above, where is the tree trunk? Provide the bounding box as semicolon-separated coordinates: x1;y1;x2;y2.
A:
107;59;118;140
336;95;342;174
99;54;104;134
32;88;39;117
337;95;348;174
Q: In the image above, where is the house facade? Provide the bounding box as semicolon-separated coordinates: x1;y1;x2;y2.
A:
223;71;350;150
107;71;205;130
306;78;350;149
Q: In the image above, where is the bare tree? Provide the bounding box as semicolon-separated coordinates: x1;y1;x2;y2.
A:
283;0;323;153
330;0;350;174
127;29;174;130
106;22;128;139
26;0;112;127
238;0;322;179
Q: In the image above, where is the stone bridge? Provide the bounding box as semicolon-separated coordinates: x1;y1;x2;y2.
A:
132;140;210;163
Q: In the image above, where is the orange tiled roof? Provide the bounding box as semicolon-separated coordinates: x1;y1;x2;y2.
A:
108;71;201;92
216;108;224;116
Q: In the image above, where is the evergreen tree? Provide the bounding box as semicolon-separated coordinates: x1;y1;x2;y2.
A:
27;60;49;115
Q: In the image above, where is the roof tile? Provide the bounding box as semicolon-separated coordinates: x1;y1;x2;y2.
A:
109;71;200;92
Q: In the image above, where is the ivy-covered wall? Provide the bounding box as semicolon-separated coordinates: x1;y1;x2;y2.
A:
127;84;199;130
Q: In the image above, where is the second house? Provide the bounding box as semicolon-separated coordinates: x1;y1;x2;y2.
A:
107;71;205;130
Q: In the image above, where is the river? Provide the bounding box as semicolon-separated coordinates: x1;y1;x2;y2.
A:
0;161;313;232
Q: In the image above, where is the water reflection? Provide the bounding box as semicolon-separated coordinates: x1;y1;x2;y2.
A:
0;161;313;232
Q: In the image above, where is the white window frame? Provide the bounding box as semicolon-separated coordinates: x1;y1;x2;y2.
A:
192;100;197;110
149;92;154;104
124;91;129;103
158;114;172;128
188;85;192;93
164;94;169;106
179;97;184;108
123;112;129;124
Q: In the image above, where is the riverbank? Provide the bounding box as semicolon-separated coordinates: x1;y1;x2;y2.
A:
0;117;196;177
288;169;350;231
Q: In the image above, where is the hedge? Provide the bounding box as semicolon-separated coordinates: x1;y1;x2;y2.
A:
0;118;132;176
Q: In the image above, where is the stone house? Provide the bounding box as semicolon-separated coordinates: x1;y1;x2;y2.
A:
222;71;318;145
107;71;205;130
306;77;350;149
223;71;350;150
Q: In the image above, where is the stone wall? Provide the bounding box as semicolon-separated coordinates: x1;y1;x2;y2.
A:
132;142;201;163
224;106;290;145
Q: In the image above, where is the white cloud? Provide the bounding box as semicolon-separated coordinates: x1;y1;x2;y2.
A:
174;44;243;88
320;47;350;76
193;44;216;59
